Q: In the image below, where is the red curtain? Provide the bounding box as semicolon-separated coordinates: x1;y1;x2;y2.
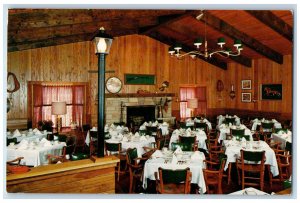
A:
179;87;196;119
32;84;84;128
179;87;207;119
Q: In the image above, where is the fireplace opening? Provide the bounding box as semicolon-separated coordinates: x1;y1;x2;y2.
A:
126;105;156;128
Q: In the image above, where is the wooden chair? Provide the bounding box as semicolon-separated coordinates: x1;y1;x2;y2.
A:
230;128;245;140
269;152;292;189
6;157;24;173
143;137;166;159
155;167;192;194
225;117;236;125
146;126;158;137
126;148;147;193
104;142;127;182
236;150;266;191
194;122;208;134
89;131;98;156
203;157;226;194
179;135;198;151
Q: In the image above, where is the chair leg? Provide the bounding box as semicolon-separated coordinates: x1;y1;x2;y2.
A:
241;171;245;189
117;162;120;182
129;170;133;193
227;163;232;185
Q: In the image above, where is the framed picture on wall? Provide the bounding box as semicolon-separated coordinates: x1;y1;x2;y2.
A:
241;92;251;102
261;84;282;100
124;74;156;85
241;80;251;90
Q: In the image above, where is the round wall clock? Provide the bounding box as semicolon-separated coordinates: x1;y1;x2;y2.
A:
105;76;122;93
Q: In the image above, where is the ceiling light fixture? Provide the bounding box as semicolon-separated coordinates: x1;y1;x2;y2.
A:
168;11;243;59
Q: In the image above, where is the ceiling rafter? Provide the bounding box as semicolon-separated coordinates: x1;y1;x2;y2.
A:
246;10;293;42
148;32;227;70
139;10;200;35
202;11;283;64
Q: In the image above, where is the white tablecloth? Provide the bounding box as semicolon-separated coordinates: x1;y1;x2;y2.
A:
251;119;282;131
218;124;253;143
106;136;156;157
169;130;207;150
142;150;206;193
217;115;240;127
223;140;279;176
7;141;66;166
229;187;269;195
272;131;292;149
139;122;170;136
185;118;212;130
7;131;48;143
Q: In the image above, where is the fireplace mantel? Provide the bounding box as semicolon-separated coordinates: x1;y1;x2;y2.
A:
106;93;175;98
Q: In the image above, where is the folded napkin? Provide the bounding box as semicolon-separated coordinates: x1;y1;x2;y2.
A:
116;126;122;130
171;154;178;165
134;132;140;137
191;151;202;161
40;138;48;143
241;137;247;142
139;125;146;130
186;118;191;122
117;133;124;139
43;140;52;147
18;139;29;149
13;129;21;137
219;124;226;129
186;128;192;132
162;122;168;126
173;129;179;134
140;136;147;141
143;122;148;126
186;131;191;137
122;136;128;142
35;129;42;135
174;146;183;154
33;128;39;133
153;121;158;126
152;150;164;158
272;119;278;123
109;130;118;137
110;123;115;128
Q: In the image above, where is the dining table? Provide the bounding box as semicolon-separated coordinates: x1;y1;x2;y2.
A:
105;133;156;157
185;118;212;130
217;115;241;127
169;128;208;150
139;121;170;136
142;149;207;193
223;140;279;177
218;124;253;143
251;118;282;131
6;139;66;167
272;130;292;150
7;129;48;143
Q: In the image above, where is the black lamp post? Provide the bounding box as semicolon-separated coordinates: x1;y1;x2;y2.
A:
92;27;113;157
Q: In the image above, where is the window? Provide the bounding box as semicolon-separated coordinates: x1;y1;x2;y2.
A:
28;82;88;128
179;86;207;119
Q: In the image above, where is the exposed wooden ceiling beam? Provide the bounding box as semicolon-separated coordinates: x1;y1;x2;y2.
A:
139;10;200;35
246;10;293;42
148;32;227;70
8;9;185;31
8;18;155;45
203;11;283;64
8;29;137;52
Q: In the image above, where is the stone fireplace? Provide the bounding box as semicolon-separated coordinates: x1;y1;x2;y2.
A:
126;105;156;127
104;94;173;125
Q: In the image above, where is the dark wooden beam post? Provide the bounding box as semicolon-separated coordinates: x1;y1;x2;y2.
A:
148;32;227;70
246;10;293;42
203;11;283;64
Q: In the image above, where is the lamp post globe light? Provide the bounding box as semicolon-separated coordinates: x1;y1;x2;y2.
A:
92;27;113;157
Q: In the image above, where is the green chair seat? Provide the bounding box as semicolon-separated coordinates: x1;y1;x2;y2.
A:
71;153;89;161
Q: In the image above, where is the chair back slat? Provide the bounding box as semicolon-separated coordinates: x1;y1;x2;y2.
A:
127;148;138;165
261;122;274;129
285;142;292;155
242;150;265;162
231;128;245;136
225;117;236;125
179;136;196;145
160;167;189;184
105;142;121;152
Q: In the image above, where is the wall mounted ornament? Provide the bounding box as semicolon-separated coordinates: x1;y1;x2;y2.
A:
7;72;20;113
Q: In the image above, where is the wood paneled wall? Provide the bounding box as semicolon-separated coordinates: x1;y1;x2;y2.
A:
7;34;293;125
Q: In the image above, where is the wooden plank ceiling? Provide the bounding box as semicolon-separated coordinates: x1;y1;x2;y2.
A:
8;9;293;70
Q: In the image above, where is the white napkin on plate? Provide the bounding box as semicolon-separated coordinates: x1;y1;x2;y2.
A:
122;136;128;142
139;125;146;130
43;140;52;147
173;129;179;134
116;126;122;131
33;128;39;133
152;150;163;158
219;124;226;128
134;132;140;137
241;137;247;142
191;151;202;161
186;131;191;137
162;122;168;126
13;129;21;137
174;146;183;154
91;127;97;131
40;137;48;144
35;129;42;135
186;128;191;132
140;136;147;141
18;139;29;149
171;154;178;165
143;122;148;126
